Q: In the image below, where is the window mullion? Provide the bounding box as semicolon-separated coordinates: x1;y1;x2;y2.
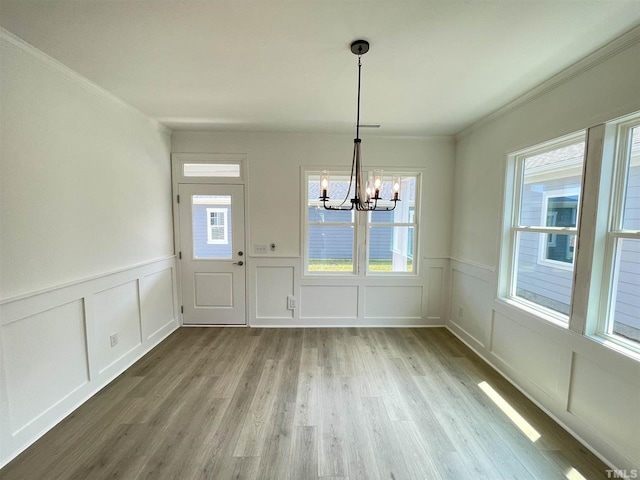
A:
571;123;615;335
358;210;366;276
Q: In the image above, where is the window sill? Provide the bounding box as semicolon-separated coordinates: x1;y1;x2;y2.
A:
495;297;569;330
587;333;640;363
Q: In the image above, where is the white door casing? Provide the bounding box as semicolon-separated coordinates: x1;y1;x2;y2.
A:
178;183;246;325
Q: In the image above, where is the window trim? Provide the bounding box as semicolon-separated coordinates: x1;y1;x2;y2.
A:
499;131;586;325
302;169;420;277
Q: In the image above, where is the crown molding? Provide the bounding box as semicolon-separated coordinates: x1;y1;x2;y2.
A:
456;23;640;140
0;27;172;137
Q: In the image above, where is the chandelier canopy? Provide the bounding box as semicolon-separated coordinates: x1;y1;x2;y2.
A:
319;40;401;211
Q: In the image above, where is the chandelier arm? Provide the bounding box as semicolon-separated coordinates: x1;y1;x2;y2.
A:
322;142;359;211
339;141;358;207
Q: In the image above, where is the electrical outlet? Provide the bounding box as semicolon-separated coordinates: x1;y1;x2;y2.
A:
109;333;119;347
287;295;296;310
255;244;267;254
458;305;464;317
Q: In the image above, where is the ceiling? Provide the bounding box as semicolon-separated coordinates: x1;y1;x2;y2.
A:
2;1;640;136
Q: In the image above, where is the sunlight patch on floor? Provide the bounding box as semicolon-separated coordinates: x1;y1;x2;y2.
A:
478;381;541;442
565;467;588;480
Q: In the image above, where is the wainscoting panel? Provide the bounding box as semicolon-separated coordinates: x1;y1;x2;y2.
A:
449;260;494;348
490;310;563;399
300;285;358;319
92;281;143;374
568;353;640;463
427;266;443;320
140;268;176;340
256;266;294;320
0;257;178;469
2;300;88;436
364;285;422;319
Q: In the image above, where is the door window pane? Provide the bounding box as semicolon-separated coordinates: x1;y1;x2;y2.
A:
192;195;232;259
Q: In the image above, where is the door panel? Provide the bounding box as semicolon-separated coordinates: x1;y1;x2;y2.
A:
179;184;246;325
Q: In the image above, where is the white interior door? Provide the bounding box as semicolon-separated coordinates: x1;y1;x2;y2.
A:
178;183;246;325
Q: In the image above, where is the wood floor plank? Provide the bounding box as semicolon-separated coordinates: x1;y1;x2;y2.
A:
293;347;320;427
317;372;349;477
0;327;612;480
233;359;285;457
289;426;318;480
360;395;412;480
338;378;380;480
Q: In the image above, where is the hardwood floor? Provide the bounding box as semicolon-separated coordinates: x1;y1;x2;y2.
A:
0;327;611;479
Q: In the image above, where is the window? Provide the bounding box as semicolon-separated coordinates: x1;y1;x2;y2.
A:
500;112;640;356
539;188;579;268
183;163;241;178
502;134;586;321
206;208;228;244
304;171;419;275
600;121;640;349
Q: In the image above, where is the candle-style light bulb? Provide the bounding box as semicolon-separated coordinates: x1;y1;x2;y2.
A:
320;171;330;199
372;170;383;198
374;170;383;189
392;176;401;201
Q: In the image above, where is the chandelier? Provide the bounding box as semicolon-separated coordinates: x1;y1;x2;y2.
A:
319;40;401;211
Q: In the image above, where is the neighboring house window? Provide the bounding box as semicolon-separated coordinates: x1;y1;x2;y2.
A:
599;121;640;348
304;171;419;275
501;134;586;321
206;208;228;244
538;188;580;268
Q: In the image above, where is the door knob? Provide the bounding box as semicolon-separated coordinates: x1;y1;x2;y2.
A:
233;261;244;266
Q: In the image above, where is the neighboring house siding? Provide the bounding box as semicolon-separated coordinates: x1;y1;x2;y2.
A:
307;207;395;260
193;204;232;258
516;165;640;339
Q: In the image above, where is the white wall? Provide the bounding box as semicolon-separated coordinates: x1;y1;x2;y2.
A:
449;31;640;470
172;131;455;326
0;30;179;467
